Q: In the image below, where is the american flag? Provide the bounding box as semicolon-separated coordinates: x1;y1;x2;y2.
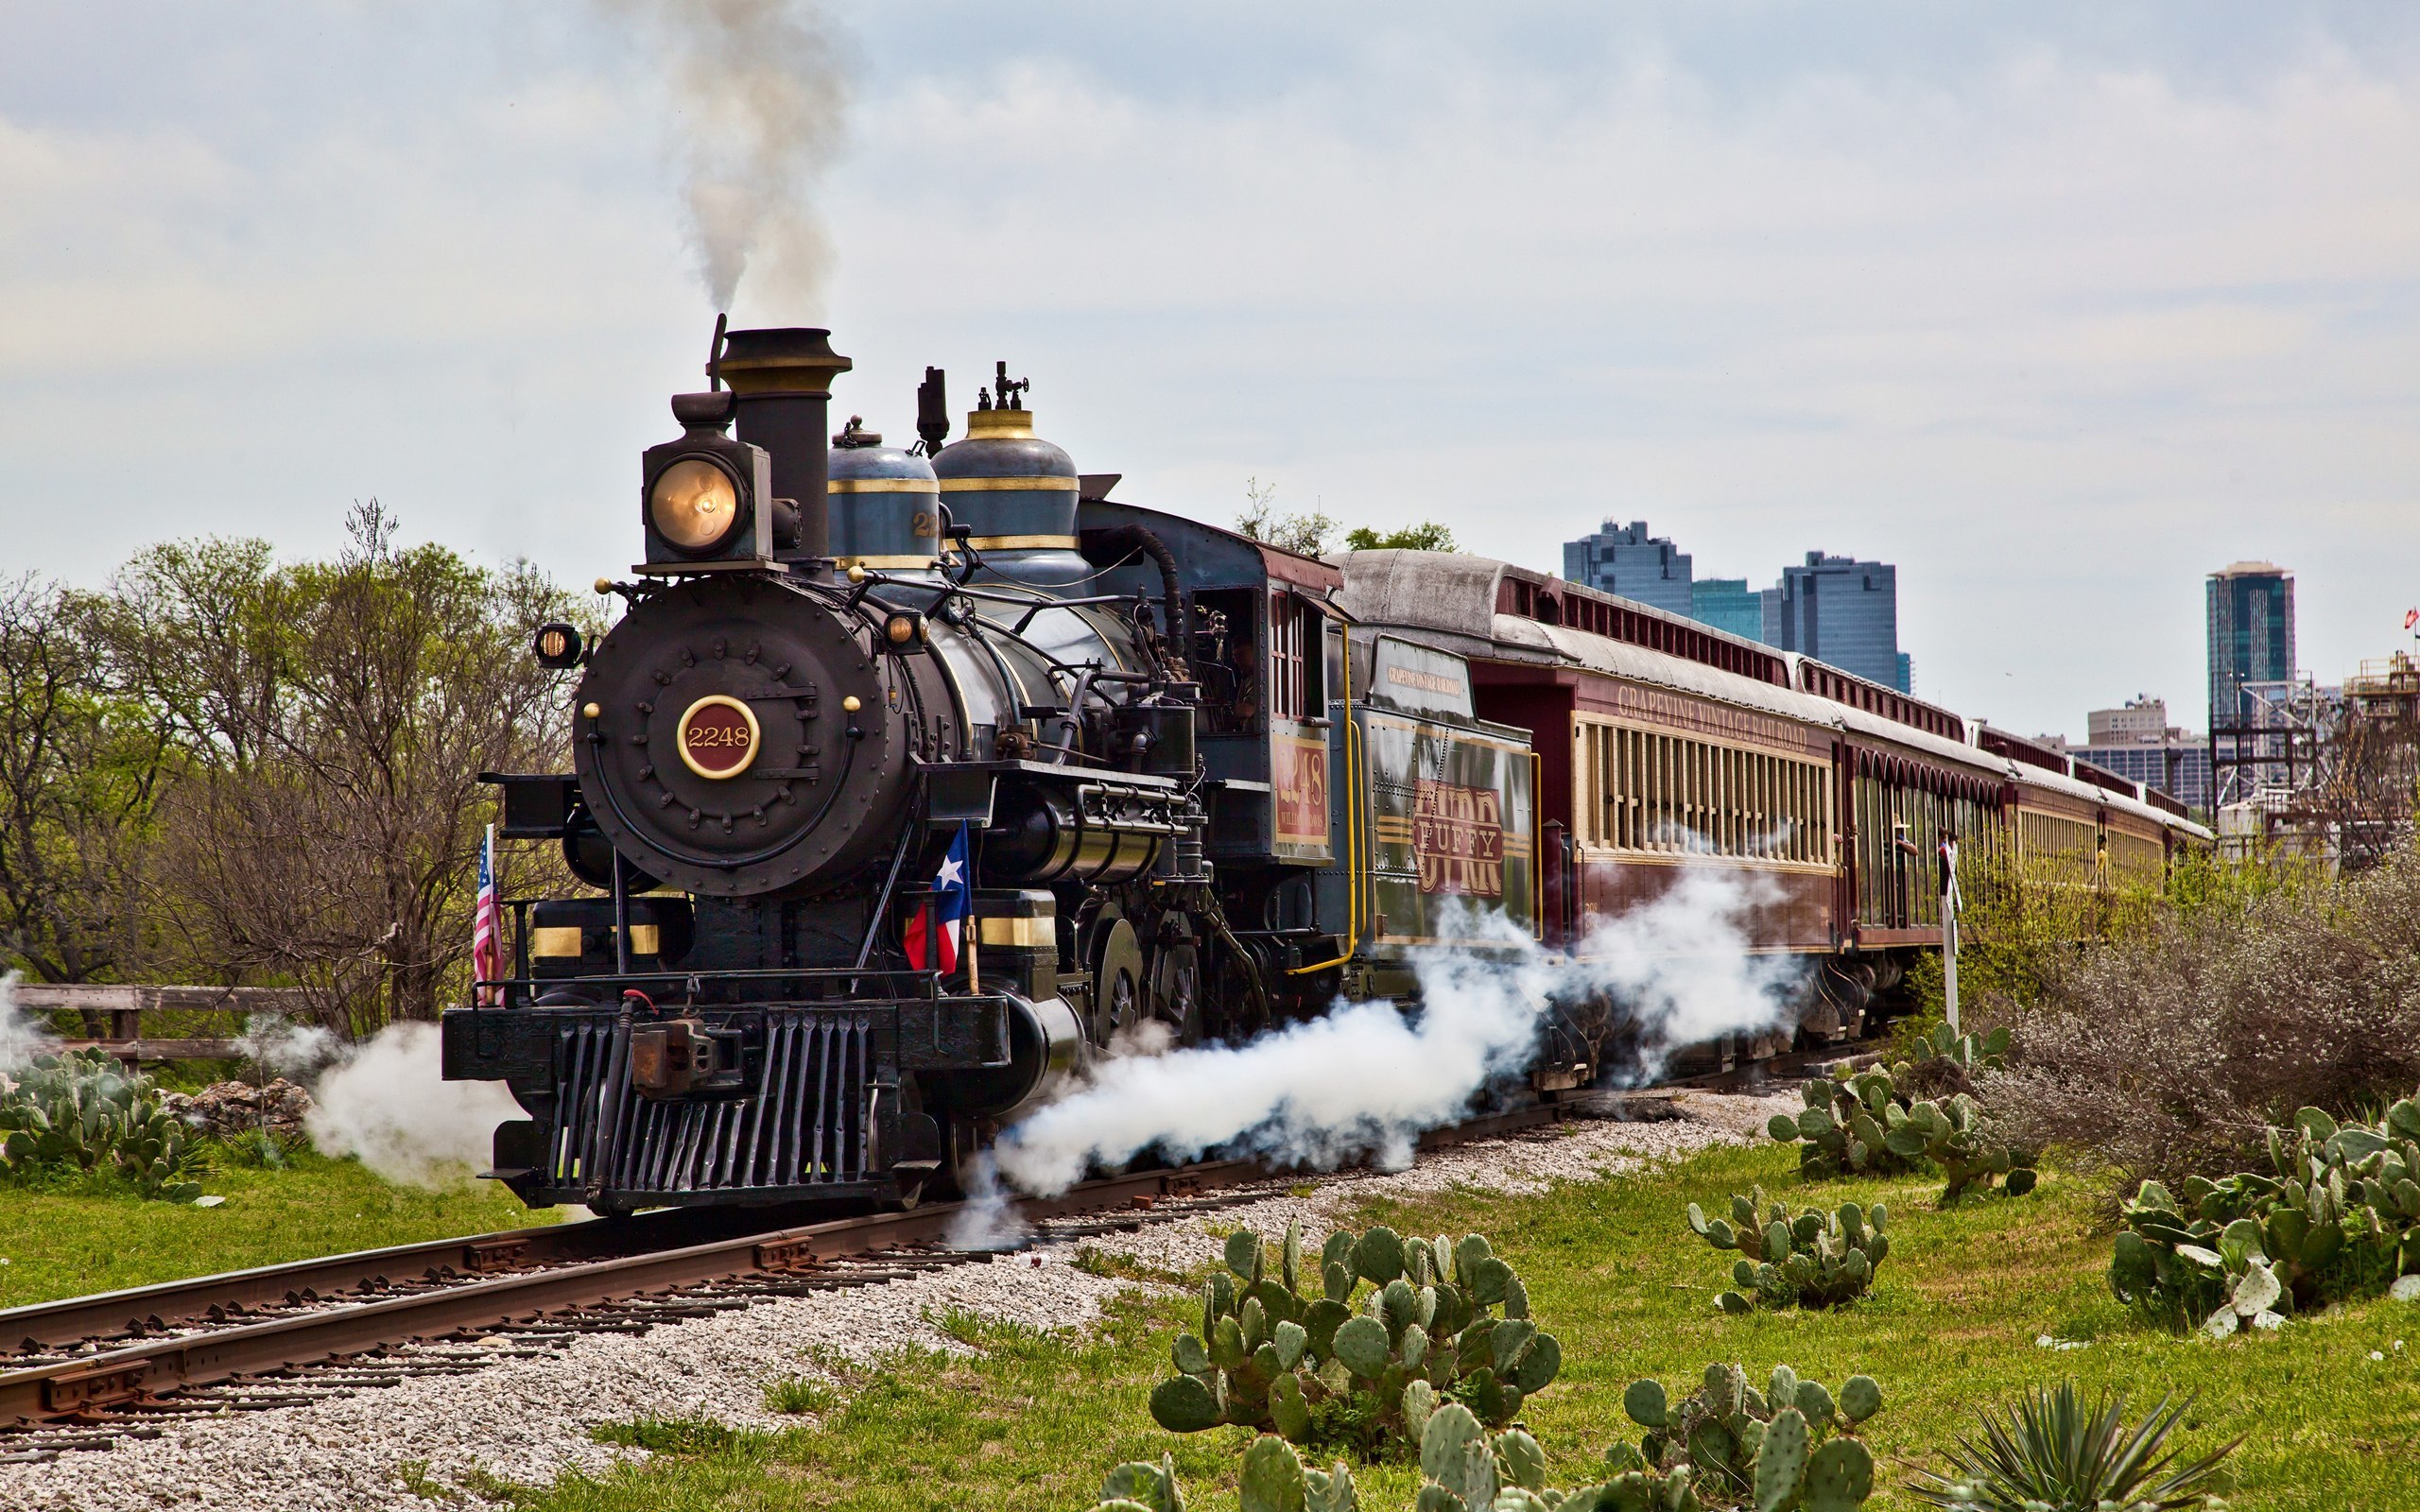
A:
472;822;501;1005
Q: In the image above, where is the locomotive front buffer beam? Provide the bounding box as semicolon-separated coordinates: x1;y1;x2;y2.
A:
441;985;1030;1211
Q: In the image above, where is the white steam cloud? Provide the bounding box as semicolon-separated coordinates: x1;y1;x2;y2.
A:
953;867;1801;1245
235;1010;341;1081
0;974;53;1078
304;1022;523;1190
0;981;510;1189
605;0;853;311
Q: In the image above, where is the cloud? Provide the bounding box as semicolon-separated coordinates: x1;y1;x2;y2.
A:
3;6;2418;736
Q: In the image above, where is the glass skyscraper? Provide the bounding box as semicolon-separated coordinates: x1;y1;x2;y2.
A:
1689;577;1764;641
1760;552;1910;692
1561;521;1694;617
2206;562;2295;733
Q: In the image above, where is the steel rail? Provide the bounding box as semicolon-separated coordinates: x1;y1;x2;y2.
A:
0;1156;1265;1424
0;1095;1629;1426
0;1203;844;1358
0;1067;1832;1428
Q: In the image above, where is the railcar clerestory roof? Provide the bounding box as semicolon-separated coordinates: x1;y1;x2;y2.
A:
1334;549;2210;840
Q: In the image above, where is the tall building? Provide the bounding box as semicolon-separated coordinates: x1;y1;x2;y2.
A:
1562;521;1693;618
1688;577;1763;641
2089;695;2172;746
2066;696;2211;811
1760;552;1910;692
2206;562;2295;734
2074;743;2214;812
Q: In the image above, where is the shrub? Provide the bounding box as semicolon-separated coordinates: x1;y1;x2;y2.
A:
0;1047;203;1201
1981;846;2420;1195
1906;1382;2238;1511
1685;1189;1888;1311
217;1125;302;1170
1147;1223;1560;1456
2108;1098;2420;1332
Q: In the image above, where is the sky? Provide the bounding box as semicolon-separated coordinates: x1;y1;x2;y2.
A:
4;1;2417;738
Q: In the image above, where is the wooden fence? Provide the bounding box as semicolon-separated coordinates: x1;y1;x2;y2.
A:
9;984;317;1063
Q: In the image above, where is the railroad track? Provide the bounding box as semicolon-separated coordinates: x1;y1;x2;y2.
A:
0;1056;1841;1462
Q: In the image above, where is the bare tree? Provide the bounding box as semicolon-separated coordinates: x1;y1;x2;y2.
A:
105;504;584;1036
1236;477;1338;558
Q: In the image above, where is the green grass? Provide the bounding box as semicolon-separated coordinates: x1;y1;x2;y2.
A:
0;1147;555;1307
423;1141;2420;1511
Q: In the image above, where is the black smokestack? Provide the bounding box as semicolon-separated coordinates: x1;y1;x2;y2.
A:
712;327;852;559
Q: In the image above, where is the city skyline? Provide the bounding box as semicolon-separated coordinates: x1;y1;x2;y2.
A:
1556;503;2403;740
5;4;2419;737
1562;520;1914;693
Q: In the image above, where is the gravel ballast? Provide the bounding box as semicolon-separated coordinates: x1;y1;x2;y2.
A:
0;1091;1788;1511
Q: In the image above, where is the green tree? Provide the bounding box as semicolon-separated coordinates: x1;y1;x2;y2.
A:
1343;521;1458;553
0;576;175;1002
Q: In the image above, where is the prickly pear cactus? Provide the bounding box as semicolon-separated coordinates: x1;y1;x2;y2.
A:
1619;1362;1880;1509
1905;1022;2011;1074
1765;1064;1922;1180
1688;1192;1889;1311
2111;1096;2420;1332
0;1047;204;1202
1765;1049;2037;1204
1150;1220;1561;1455
1885;1092;2039;1203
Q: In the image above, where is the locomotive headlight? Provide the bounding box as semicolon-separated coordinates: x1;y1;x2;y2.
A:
532;621;584;669
883;611;924;648
648;457;742;552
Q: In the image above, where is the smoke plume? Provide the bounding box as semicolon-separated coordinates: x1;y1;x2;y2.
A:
605;0;853;311
304;1022;523;1189
987;868;1800;1209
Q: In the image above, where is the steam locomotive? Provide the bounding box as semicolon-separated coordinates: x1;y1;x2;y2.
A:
441;325;2208;1215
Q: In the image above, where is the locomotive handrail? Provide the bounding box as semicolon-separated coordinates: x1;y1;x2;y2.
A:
1009;593;1150;634
1288;625;1363;974
853;772;926;971
472;965;969;1007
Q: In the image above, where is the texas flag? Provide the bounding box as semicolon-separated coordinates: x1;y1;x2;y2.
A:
905;823;972;973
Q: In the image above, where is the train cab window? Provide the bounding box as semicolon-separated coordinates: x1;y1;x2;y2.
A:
1269;593;1326;724
1186;588;1260;734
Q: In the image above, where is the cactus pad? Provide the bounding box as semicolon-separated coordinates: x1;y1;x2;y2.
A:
1352;1227;1406;1285
1149;1374;1223;1434
1754;1408;1808;1512
1803;1438;1874;1512
1837;1375;1880;1423
1239;1435;1307;1512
